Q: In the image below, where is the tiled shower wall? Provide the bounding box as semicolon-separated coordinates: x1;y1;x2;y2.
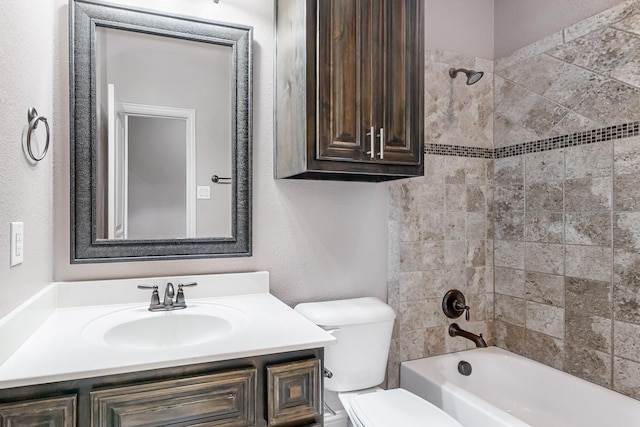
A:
387;49;495;388
492;0;640;399
388;0;640;399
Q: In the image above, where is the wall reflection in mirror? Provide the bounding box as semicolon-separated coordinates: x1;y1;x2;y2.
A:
70;0;252;262
95;27;233;240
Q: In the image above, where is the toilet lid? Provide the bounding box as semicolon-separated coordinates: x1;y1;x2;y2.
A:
349;389;463;427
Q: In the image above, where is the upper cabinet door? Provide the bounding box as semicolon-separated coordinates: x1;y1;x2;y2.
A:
316;0;370;161
380;0;423;165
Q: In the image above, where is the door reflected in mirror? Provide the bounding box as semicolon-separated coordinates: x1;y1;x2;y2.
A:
95;27;233;240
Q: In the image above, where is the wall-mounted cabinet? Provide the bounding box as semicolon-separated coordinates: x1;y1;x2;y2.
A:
275;0;424;182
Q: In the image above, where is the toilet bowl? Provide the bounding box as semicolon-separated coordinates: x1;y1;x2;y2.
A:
295;297;462;427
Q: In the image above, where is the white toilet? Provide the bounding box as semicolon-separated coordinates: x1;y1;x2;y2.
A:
295;297;463;427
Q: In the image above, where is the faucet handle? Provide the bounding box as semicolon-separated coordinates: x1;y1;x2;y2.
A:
178;282;198;288
138;285;161;309
174;282;197;308
455;301;471;321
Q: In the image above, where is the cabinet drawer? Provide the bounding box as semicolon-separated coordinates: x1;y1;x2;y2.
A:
91;368;256;427
267;359;321;425
0;395;76;427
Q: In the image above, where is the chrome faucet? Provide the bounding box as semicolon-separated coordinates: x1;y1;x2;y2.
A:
449;323;488;348
138;282;198;311
164;282;175;307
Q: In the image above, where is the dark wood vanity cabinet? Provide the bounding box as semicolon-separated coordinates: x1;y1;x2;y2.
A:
275;0;424;182
0;350;322;427
0;395;76;427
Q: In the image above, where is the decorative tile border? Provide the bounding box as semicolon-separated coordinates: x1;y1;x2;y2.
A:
424;143;493;159
425;122;640;159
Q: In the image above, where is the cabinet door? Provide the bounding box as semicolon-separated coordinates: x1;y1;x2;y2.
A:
0;395;76;427
91;368;256;427
317;0;374;162
380;0;423;165
267;359;321;426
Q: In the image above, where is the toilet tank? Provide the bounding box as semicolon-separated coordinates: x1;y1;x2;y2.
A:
294;297;395;392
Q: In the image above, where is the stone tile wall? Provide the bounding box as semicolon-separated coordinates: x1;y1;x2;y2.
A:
491;0;640;399
494;134;640;399
387;50;494;388
387;0;640;400
494;0;640;148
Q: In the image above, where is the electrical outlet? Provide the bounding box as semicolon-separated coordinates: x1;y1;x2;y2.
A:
10;222;24;266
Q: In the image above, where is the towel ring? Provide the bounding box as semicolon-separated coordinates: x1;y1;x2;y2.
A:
26;107;50;162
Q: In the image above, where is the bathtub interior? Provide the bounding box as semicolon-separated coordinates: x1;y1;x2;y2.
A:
400;347;640;427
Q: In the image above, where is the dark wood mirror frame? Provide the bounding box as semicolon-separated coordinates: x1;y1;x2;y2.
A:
70;0;252;263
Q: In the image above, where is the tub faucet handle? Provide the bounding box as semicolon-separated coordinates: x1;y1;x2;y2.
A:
455;301;471;321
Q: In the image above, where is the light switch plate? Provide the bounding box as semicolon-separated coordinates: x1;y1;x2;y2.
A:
197;186;211;200
10;222;24;266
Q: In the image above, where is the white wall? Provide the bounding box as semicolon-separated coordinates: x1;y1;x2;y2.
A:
52;0;390;307
0;0;55;318
426;0;495;60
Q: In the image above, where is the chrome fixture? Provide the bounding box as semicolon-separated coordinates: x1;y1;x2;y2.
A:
449;323;487;348
442;289;471;321
449;67;484;85
138;282;198;311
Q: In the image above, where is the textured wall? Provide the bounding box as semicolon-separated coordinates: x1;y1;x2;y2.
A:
0;0;56;318
492;2;640;399
387;50;495;387
52;0;390;307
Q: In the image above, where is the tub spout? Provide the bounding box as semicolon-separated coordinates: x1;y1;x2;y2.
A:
449;323;487;348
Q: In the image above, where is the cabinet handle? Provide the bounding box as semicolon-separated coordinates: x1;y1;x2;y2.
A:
366;126;375;160
379;128;385;160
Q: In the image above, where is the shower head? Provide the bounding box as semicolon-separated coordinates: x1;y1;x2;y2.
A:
449;68;484;85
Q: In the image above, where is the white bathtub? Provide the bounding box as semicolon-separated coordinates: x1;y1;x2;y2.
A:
400;347;640;427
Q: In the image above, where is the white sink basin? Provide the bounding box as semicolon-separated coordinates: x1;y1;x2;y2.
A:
82;303;249;350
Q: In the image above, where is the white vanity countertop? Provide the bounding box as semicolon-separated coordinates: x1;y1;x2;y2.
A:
0;272;335;390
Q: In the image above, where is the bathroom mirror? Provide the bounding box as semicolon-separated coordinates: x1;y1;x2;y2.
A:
70;0;252;262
